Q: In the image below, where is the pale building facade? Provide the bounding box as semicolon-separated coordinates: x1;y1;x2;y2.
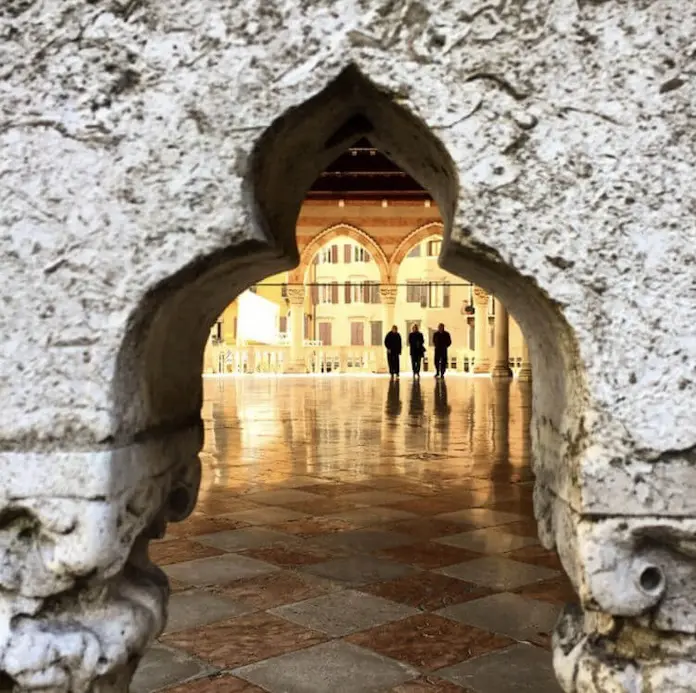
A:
205;205;526;376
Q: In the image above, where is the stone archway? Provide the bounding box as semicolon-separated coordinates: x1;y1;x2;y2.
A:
2;3;695;692
289;222;390;285
388;221;444;282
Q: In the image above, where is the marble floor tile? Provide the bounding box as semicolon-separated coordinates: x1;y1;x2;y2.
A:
502;545;564;570
244;489;327;506
379;541;482;569
387;496;477;516
160;674;267;692
165;591;255;634
240;542;348;567
300;555;419;586
361;572;493;611
379;518;476;540
285;497;371;515
269;516;360;536
217;571;330;610
435;528;539;554
234;641;420;693
164;554;279;587
323;507;419;527
131;644;215;693
223;506;308;525
269;589;419;637
436;557;560;591
492;519;541;537
514;576;578;605
435;509;528;528
162;612;328;669
299;482;370;497
312;529;415;553
388;677;472;692
339;490;419;506
195;527;295;552
436;644;563;692
165;516;251;539
346;614;514;671
438;592;561;647
150;539;226;566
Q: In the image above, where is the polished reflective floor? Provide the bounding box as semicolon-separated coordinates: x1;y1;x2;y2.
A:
136;376;573;693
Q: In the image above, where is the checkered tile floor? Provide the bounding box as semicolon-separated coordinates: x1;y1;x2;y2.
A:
135;376;573;693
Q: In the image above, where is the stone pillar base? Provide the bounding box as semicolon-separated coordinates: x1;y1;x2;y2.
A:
491;365;513;378
518;366;532;382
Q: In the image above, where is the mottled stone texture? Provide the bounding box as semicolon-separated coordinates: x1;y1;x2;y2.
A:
0;0;694;691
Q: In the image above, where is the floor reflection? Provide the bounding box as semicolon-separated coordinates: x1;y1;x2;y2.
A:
140;376;569;693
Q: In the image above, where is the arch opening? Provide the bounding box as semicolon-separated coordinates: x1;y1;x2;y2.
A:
110;63;591;692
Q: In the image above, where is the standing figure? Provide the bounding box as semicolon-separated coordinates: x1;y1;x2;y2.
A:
432;322;452;378
408;324;425;378
384;325;402;379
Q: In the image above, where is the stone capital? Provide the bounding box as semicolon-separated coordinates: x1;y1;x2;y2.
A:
473;287;489;305
379;285;397;305
286;285;306;305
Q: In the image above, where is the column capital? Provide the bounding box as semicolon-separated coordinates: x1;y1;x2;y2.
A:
287;285;306;305
473;286;489;305
379;285;397;305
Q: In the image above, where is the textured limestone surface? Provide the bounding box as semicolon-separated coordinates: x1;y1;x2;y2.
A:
1;0;695;691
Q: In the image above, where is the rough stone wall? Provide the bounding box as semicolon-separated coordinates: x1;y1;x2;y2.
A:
1;1;695;691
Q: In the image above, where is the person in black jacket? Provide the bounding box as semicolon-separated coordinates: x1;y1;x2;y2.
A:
384;325;402;379
432;322;452;378
407;324;425;378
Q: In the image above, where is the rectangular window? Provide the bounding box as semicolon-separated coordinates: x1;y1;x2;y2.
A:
310;283;319;304
344;244;352;263
407;245;421;258
331;281;339;304
370;321;383;346
443;283;451;308
345;281;352;304
428;327;436;346
319;322;332;346
331;244;338;264
406;281;422;303
370;282;381;304
350;321;364;346
427;239;442;257
354;246;369;263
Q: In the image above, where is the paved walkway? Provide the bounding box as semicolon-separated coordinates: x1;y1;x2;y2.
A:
135;375;572;693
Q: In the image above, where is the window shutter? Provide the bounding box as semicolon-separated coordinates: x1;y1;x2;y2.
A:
331;245;338;263
313;253;319;265
344;244;351;263
331;282;339;304
279;316;287;333
420;283;427;308
443;283;451;308
371;321;383;346
311;284;319;303
345;281;352;304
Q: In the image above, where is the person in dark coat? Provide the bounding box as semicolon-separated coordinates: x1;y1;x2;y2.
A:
407;324;425;378
384;325;402;379
432;322;452;378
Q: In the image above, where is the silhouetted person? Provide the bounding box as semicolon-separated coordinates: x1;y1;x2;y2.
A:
384;325;402;379
408;323;425;378
432;323;452;378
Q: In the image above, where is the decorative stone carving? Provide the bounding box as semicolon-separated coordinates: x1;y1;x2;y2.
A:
0;425;202;692
472;287;489;306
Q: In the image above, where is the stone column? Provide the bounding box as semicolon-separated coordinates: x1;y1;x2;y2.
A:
286;286;306;374
378;285;397;373
491;299;513;378
518;339;532;382
473;287;491;374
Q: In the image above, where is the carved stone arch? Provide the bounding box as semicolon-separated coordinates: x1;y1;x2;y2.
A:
289;223;389;284
388;221;445;281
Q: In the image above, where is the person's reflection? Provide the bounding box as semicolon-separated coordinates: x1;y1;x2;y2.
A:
433;379;451;419
408;380;424;417
385;379;402;419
